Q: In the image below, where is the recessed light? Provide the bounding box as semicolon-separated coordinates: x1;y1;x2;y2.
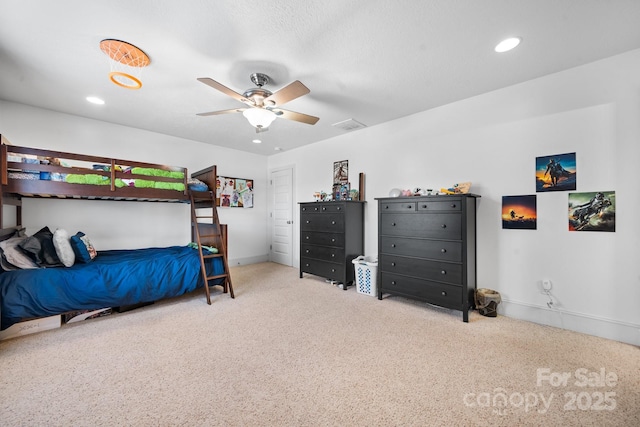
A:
495;37;521;53
252;139;262;144
86;96;105;105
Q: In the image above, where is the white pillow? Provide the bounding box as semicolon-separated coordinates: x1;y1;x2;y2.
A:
53;229;75;267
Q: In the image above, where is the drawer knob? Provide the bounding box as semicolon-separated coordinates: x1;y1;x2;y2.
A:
305;236;309;240
385;205;389;209
305;263;310;267
391;281;396;285
391;244;396;248
305;249;310;253
451;204;457;208
422;204;427;208
306;220;310;224
331;238;335;242
331;269;336;272
314;207;319;211
441;224;447;228
407;205;412;209
331;254;335;258
441;291;447;296
322;207;326;211
337;207;341;210
302;207;306;211
441;270;446;275
331;221;336;225
391;262;396;267
391;222;396;226
441;248;447;253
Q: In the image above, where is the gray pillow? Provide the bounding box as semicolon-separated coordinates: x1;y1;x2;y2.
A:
18;236;42;264
0;236;39;270
33;226;61;266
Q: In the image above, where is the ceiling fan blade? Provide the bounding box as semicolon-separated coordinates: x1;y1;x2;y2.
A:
197;77;252;105
196;108;246;117
264;80;310;107
274;108;319;125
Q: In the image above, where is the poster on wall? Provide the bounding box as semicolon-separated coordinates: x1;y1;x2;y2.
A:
502;195;537;230
216;176;254;208
568;191;615;232
333;160;348;184
535;152;576;192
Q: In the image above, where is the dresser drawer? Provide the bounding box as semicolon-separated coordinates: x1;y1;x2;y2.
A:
416;199;462;212
379;236;462;262
379;201;416;212
300;213;345;232
301;231;344;247
380;213;461;239
300;203;346;213
300;257;345;282
379;254;462;285
380;272;463;308
318;203;346;213
301;244;344;262
301;204;321;213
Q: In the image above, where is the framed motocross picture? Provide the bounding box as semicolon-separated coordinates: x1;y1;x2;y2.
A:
536;152;576;192
568;191;615;232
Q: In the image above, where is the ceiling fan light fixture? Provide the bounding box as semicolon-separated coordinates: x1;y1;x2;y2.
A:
243;108;277;129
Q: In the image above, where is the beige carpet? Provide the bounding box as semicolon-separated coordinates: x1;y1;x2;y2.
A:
0;262;638;426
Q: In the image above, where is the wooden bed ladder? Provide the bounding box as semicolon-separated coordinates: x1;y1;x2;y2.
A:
189;191;234;304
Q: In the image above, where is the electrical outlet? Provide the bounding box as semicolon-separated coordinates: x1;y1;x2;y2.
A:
542;279;552;291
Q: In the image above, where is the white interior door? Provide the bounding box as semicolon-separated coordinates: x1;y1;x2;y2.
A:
269;166;293;266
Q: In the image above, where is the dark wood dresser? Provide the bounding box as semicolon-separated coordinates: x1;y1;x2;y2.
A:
376;194;480;321
299;201;365;289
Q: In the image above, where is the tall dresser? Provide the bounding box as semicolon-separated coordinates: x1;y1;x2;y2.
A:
376;194;480;322
299;201;365;289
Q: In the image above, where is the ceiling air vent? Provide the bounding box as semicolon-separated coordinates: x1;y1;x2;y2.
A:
332;118;367;132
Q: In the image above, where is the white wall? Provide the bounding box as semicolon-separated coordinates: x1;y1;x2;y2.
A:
0;101;269;265
269;49;640;345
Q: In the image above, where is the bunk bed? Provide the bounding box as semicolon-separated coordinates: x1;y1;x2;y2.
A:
0;137;229;333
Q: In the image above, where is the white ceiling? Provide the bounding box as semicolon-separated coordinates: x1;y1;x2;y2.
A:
2;1;640;156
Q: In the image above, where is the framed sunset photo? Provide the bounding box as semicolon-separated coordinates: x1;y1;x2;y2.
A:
502;195;537;230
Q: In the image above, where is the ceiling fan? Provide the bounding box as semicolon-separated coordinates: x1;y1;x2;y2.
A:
197;73;319;133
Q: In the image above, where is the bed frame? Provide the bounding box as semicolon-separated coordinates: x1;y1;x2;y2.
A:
1;137;201;224
0;136;229;337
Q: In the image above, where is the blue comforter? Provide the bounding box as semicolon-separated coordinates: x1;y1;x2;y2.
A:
0;246;223;330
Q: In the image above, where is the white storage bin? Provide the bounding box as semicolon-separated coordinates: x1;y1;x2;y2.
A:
352;256;378;296
0;315;61;341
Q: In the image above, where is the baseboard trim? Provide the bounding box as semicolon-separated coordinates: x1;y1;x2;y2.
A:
500;298;639;346
228;255;269;267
